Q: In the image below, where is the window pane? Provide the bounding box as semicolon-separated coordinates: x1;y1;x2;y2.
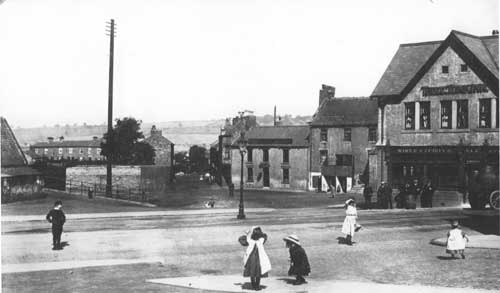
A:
320;150;328;165
420;102;430;129
344;128;351;141
247;167;253;182
368;127;377;142
283;169;289;184
405;102;415;130
442;65;449;74
263;149;269;162
479;99;491;128
283;149;289;163
457;100;468;129
320;128;328;142
247;148;252;162
440;101;452;129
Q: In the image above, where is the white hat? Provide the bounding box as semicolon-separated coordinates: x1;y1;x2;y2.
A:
283;234;301;246
345;199;355;205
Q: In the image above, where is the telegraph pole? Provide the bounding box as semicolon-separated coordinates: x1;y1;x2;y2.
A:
105;19;116;196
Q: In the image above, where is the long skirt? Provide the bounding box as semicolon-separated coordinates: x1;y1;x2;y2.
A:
341;216;356;236
243;246;268;278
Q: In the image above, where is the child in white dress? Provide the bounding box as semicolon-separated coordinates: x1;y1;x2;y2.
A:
446;220;469;259
341;199;362;245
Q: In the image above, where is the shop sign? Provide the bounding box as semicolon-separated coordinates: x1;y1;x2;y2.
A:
394;147;454;153
421;84;488;97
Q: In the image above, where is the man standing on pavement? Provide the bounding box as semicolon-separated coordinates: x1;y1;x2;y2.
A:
46;200;66;250
383;182;393;209
408;179;422;208
363;185;373;208
377;182;392;209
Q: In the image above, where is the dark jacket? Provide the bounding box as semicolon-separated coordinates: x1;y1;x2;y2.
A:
288;245;311;276
46;209;66;227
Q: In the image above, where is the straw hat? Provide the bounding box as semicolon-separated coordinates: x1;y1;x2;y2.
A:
345;199;355;205
283;234;301;246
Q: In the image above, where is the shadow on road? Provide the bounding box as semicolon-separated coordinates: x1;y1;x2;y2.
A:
276;277;296;285
447;212;499;235
233;282;267;290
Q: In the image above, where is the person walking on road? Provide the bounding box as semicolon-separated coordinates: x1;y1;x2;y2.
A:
238;226;271;290
446;220;469;259
46;200;66;250
421;180;435;208
363;185;373;208
283;234;311;285
341;199;362;245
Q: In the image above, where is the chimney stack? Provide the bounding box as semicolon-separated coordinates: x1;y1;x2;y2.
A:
47;137;54;143
150;125;162;137
319;84;335;106
93;136;99;141
492;30;499;36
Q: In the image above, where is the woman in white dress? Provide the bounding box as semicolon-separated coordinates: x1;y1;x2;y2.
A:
341;199;361;245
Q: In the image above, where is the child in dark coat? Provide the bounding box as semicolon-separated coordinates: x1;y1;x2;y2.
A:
46;200;66;250
283;234;311;285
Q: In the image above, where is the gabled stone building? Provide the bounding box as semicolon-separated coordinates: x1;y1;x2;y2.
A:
144;125;174;167
370;30;499;196
309;85;378;192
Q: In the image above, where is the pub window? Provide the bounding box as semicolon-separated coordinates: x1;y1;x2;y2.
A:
79;148;84;154
441;65;449;74
479;99;491;128
440;100;452;129
68;148;73;154
320;150;328;165
320;128;328;142
460;64;468;72
88;148;92;155
247;148;253;162
368;127;377;142
58;148;63;155
456;100;468;129
282;168;289;184
336;154;353;166
343;128;351;141
35;149;39;154
496;99;499;128
263;149;269;162
283;149;289;164
420;101;430;129
223;148;230;160
44;148;48;154
247;167;253;182
404;102;415;130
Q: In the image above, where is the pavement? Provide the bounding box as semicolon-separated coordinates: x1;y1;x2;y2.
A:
147;274;495;293
430;234;500;249
1;208;275;222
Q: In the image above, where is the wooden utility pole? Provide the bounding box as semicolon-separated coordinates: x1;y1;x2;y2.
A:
105;19;116;196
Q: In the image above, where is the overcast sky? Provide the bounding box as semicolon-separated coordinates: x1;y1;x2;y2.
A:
0;0;497;128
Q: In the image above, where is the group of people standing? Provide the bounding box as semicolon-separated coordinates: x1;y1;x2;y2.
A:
363;179;435;209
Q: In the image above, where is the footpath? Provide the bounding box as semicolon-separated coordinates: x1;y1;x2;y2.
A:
147;274;495;293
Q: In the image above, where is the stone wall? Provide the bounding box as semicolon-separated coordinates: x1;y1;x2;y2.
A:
66;165;171;191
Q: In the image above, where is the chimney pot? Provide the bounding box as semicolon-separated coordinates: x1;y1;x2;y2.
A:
47;137;54;143
93;136;98;141
492;30;499;35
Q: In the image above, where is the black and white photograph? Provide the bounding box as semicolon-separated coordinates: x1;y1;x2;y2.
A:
1;0;499;292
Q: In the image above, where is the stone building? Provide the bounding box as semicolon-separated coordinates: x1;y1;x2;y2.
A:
310;85;378;192
30;136;104;162
1;117;43;202
144;125;174;167
231;125;310;190
370;30;499;196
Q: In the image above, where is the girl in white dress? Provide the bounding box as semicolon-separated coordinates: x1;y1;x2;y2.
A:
446;220;469;259
341;199;361;245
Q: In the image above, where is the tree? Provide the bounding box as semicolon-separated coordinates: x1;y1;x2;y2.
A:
174;151;189;173
100;117;155;165
189;145;208;173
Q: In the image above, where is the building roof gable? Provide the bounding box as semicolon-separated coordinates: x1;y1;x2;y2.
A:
31;140;102;148
144;135;174;146
1;117;28;167
310;97;378;127
371;30;499;102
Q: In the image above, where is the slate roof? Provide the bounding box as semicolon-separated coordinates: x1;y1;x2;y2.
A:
371;30;499;100
1;117;28;167
233;125;310;148
310;97;378;127
31;140;102;148
144;134;174;146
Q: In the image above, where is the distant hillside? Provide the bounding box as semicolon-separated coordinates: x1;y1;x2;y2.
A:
12;114;312;150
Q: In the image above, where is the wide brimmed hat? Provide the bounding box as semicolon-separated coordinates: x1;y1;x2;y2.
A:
283;234;301;246
451;220;459;228
345;199;355;205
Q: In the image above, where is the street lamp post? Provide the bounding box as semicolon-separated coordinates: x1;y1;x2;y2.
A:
237;132;247;219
